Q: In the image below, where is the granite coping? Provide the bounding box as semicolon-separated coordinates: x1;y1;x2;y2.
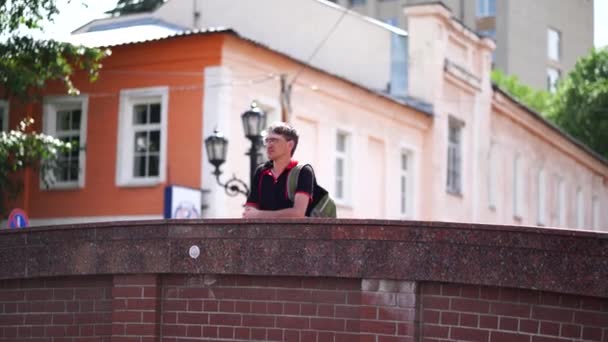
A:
1;219;606;298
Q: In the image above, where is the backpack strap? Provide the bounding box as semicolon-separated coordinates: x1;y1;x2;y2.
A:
286;164;304;202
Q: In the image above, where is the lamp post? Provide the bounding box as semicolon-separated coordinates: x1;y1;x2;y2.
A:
204;101;267;198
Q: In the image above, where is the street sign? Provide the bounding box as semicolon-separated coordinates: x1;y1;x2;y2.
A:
7;208;29;229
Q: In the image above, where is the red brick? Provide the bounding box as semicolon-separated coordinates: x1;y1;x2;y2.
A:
301;303;316;315
240;288;276;301
559;295;580;309
267;302;282;314
582;327;602;341
219;301;235;312
95;324;112;336
52;314;74;325
490;331;531;342
539;321;560;336
423;324;449;339
452;298;490;313
26;289;53;301
45;326;66;337
80;325;95;336
178;288;209;299
75;313;109;325
442;284;461;296
285;330;300;342
423;296;450;310
243;314;274;327
209;313;241;326
351;320;396;335
532;336;572;342
235;327;250;340
347;292;362;305
301;330;317;341
251;328;266;340
560;324;581;339
277;316;309;329
162;312;176;324
318;304;335;317
499;317;518;331
520;319;539;334
125;324;156;336
318;331;335;342
422;283;441;295
276;289;312;302
461;313;479;327
450;327;489;342
186;325;201;337
499;288;520;302
491;302;531;318
284;303;299;315
203;299;219;312
202;326;217;338
479;315;498;329
360;306;377;319
163;324;186;337
461;286;480;299
314;290;346;304
143;286;159;298
533;306;573;323
187;300;202;312
361;292;395;306
540;293;561;306
379;308;415;321
311;317;345;331
335;305;359;319
336;333;375;342
518;291;540;305
251;302;267;314
398;322;415;336
265;277;303;288
112;287;142;298
398;293;416;307
24;314;52;325
480;286;500;300
219;326;234;339
178;312;208;325
267;328;282;341
574;311;608;327
0;290;25;301
581;298;603;311
422;309;440;324
141;311;158;323
75;288;105;300
163;300;186;311
235;301;251;313
441;311;459;325
125;298;157;311
113;311;141;323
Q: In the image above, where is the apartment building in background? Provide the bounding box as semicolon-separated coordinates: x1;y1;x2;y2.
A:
334;0;594;92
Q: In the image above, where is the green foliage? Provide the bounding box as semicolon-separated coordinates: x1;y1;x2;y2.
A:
106;0;165;17
549;48;608;159
0;118;73;215
491;69;554;115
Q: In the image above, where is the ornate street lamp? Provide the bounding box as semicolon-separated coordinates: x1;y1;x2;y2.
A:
204;101;267;198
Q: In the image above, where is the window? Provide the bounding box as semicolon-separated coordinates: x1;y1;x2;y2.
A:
399;151;413;217
548;28;561;61
447;117;463;195
116;87;168;186
349;0;366;6
487;143;497;209
477;0;496;17
42;96;88;189
592;196;600;230
0;100;8;132
558;179;567;227
513;155;524;219
576;188;584;228
536;168;546;225
335;131;350;203
547;67;561;93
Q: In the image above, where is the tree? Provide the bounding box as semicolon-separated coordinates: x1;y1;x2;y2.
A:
106;0;165;17
549;48;608;159
491;69;554;115
0;0;109;216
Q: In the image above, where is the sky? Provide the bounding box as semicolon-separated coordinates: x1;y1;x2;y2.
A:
25;0;608;48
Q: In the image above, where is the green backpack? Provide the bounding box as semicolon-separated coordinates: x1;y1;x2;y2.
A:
287;164;337;218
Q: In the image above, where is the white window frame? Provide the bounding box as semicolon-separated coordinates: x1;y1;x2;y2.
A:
592;196;600;230
558;179;567;227
334;130;351;205
513;154;524;219
447;117;464;195
0;100;8;132
41;95;89;189
487;143;498;210
536;168;546;226
547;28;561;62
116;86;169;187
476;0;496;17
576;187;584;229
547;67;561;93
399;149;415;218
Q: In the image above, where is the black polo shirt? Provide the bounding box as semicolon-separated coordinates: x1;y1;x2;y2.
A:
245;160;315;216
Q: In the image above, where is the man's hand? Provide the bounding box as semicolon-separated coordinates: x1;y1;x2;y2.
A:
242;206;260;218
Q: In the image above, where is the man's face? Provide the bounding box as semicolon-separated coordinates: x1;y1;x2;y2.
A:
264;132;292;161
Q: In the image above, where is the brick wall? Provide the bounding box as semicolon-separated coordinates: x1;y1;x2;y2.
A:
420;283;608;342
0;276;112;342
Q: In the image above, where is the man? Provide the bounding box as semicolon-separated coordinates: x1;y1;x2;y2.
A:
242;122;314;218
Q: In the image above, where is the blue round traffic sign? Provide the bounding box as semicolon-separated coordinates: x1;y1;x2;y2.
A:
8;208;29;229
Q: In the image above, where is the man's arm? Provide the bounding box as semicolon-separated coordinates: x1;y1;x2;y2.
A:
242;193;309;218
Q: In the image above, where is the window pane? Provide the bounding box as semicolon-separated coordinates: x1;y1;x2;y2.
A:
336;158;344;177
548;29;560;61
134;104;148;124
401;175;406;214
149;155;159;177
336;179;343;199
149;131;160;152
69;163;79;181
336;133;346;152
134;131;148;152
134;156;147;177
70;136;80;158
57;110;71;131
150;103;161;124
401;154;408;171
